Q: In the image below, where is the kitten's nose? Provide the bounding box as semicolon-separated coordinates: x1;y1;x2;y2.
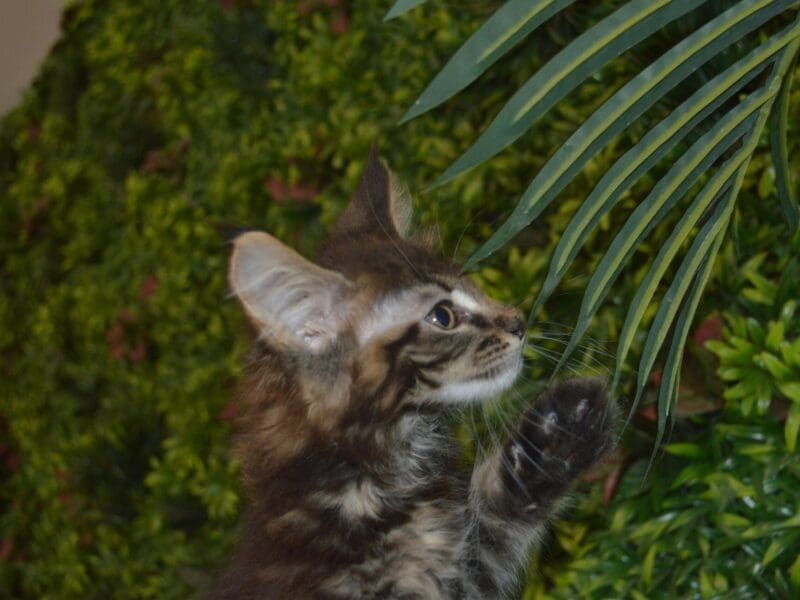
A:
496;313;525;339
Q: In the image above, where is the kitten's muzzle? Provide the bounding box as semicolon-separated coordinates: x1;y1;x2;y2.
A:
495;314;525;340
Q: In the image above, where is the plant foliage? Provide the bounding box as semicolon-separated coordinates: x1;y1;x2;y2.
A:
389;0;800;435
1;1;799;598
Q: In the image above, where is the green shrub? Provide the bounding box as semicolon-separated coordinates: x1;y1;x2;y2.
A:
707;238;800;451
1;1;798;598
531;418;800;599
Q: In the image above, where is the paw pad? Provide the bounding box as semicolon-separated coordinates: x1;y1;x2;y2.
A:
509;378;618;489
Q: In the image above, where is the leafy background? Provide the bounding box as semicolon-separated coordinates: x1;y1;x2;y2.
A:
0;1;798;598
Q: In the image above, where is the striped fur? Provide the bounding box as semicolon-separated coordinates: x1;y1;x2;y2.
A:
212;150;617;599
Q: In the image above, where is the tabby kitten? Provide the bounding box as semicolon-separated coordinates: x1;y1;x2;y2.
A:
212;150;617;599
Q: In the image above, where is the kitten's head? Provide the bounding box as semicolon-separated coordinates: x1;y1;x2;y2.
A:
229;149;524;416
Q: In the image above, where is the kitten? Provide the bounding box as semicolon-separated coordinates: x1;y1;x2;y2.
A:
211;150;617;599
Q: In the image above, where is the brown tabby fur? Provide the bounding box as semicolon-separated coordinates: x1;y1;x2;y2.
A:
211;149;617;599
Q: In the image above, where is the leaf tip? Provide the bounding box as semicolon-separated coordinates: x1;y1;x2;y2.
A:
398;103;422;124
426;169;458;191
383;6;402;21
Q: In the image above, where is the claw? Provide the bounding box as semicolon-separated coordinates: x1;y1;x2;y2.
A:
574;398;589;420
542;412;558;435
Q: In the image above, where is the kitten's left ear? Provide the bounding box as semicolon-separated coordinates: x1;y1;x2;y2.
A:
229;232;352;352
333;146;412;239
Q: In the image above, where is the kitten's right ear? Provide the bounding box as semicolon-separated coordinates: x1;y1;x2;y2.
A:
229;232;352;352
333;146;412;239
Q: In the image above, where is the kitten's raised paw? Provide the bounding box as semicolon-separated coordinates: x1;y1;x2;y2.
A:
504;378;618;511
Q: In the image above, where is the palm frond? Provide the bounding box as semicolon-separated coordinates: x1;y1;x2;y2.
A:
463;0;798;269
399;0;580;122
384;0;427;22
430;0;706;189
390;0;800;429
770;50;800;232
531;23;800;319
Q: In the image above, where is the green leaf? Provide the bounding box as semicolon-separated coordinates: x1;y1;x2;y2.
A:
765;320;786;352
613;171;737;392
762;535;798;567
383;0;426;21
790;554;800;590
558;104;769;376
706;339;738;358
744;270;779;305
746;317;768;345
740;252;768;275
699;568;714;598
717;513;752;529
724;379;759;400
559;105;761;373
603;37;800;400
731;335;759;356
789;338;800;369
741;522;781;540
531;36;785;317
663;442;703;457
462;2;800;299
782;512;800;528
780;340;799;367
401;0;579;122
781;299;799;325
778;381;800;403
761;540;785;568
648;231;726;451
704;472;757;498
630;514;673;543
742;286;777;305
735;443;776;456
642;543;657;587
718;366;747;381
785;404;800;451
769;46;800;232
697;537;710;558
671;463;712;488
755;378;774;414
754;352;792;380
452;0;796;239
438;0;711;189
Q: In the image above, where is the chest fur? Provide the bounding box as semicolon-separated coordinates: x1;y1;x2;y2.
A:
321;499;466;598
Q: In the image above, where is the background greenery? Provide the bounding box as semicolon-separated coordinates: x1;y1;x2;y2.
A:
0;1;797;598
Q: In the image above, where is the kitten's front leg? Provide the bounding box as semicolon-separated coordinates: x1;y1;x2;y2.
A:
461;379;617;598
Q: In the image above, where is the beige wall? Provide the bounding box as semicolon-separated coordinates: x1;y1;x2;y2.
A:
0;1;64;116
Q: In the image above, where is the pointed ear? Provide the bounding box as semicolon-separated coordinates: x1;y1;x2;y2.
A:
229;232;352;352
333;146;412;238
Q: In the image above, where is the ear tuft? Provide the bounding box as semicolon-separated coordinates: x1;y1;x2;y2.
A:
333;146;412;238
390;176;412;238
416;224;441;252
229;232;352;352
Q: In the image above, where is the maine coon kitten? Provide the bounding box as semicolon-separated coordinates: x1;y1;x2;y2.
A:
212;150;617;599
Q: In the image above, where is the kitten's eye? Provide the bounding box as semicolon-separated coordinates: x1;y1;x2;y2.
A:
426;303;456;330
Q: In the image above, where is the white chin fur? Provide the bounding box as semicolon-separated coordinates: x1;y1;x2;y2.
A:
436;358;522;404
